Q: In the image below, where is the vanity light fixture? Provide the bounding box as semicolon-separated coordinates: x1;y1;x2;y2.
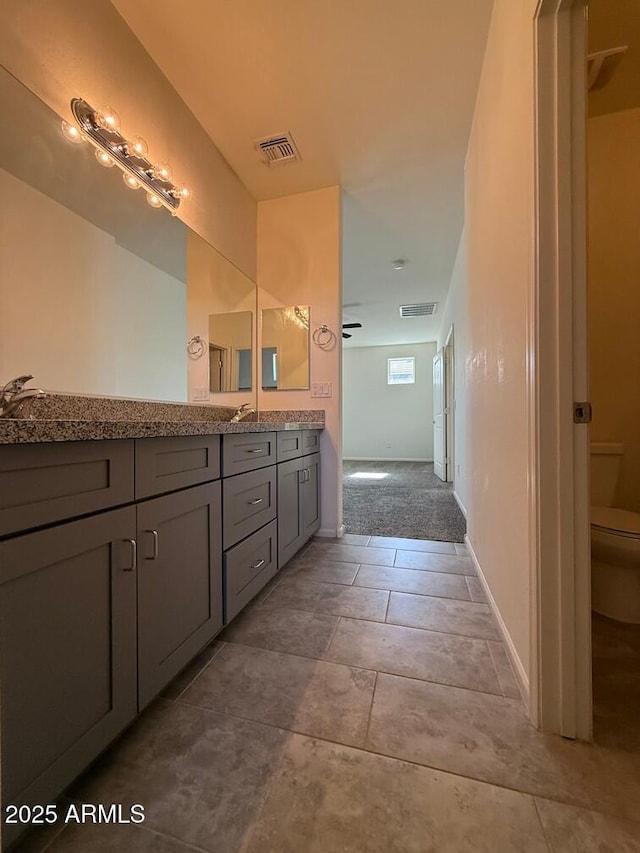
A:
61;98;189;214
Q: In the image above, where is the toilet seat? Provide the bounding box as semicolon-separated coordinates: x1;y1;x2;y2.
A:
591;506;640;540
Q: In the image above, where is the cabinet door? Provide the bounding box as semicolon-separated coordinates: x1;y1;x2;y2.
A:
0;507;137;845
301;453;321;541
137;481;222;708
277;457;304;568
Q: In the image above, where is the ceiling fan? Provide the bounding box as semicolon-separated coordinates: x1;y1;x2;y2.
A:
342;322;362;340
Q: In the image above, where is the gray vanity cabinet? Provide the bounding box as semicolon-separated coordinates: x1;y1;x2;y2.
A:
277;451;321;567
136;481;222;709
0;507;137;847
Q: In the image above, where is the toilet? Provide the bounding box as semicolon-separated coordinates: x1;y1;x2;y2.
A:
591;443;640;623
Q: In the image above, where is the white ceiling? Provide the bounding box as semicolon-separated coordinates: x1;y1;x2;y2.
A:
112;0;494;347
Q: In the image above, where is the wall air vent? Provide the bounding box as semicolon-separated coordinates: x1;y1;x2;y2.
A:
255;132;301;166
399;302;438;318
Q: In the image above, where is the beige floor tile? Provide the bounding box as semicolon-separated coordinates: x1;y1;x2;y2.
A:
366;674;640;821
368;536;457;554
466;575;488;602
162;641;225;699
181;644;375;748
262;578;389;622
455;543;469;556
306;541;396;566
44;824;194;853
243;735;549;853
535;798;640;852
325;617;501;694
285;560;359;585
386;592;501;640
69;701;290;853
394;549;476;575
487;640;522;699
354;564;470;600
314;533;371;546
220;606;339;660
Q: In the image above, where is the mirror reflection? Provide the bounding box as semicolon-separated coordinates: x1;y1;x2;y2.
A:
261;306;310;391
0;65;257;408
208;311;252;392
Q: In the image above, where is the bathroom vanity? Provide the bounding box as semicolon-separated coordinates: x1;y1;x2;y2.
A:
0;419;322;848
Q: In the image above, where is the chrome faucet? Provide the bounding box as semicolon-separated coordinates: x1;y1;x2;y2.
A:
0;375;46;419
230;402;256;422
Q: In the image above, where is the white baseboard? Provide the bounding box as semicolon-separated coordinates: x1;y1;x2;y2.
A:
453;490;467;518
316;524;346;539
465;534;530;704
343;457;434;463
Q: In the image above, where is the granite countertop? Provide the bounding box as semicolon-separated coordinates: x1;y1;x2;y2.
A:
0;419;324;445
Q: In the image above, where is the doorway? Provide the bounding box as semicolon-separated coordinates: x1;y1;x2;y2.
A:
433;325;455;485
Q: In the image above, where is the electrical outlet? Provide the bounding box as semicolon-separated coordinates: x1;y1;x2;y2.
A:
192;387;209;401
311;382;332;398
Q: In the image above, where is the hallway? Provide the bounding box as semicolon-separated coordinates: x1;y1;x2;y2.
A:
18;536;640;852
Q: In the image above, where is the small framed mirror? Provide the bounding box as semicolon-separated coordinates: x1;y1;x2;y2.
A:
208;311;253;392
261;305;310;391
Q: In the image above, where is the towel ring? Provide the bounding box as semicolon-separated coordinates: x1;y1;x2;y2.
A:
312;325;336;348
187;336;206;358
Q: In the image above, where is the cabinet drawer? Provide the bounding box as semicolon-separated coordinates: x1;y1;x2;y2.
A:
302;430;321;455
0;440;134;538
222;432;276;477
222;466;277;548
277;430;302;462
135;435;220;499
224;520;278;622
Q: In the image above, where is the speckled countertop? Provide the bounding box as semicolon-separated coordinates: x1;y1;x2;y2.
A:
0;419;324;445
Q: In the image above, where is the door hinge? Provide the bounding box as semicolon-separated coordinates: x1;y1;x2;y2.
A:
573;401;592;424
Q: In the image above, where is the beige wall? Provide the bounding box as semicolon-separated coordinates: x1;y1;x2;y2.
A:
588;107;640;512
343;343;436;462
0;0;256;280
257;187;342;536
438;0;538;682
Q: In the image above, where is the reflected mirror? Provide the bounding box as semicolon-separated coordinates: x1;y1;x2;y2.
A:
208;311;252;392
0;64;256;407
261;305;310;391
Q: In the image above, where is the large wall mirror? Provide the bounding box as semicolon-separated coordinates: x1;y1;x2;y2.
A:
0;64;256;407
261;305;310;391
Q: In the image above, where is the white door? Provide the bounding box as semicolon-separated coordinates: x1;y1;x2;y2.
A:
433;349;446;481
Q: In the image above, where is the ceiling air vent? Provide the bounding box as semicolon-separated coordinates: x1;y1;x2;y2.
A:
399;302;438;318
255;132;301;166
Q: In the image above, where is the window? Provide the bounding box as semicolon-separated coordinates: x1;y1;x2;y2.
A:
387;356;415;385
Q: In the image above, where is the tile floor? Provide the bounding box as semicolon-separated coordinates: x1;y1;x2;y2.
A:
16;534;640;852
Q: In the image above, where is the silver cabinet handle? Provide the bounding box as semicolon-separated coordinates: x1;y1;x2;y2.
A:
251;558;266;570
298;469;305;484
248;497;264;505
247;448;263;454
306;468;311;482
123;539;137;572
145;529;159;560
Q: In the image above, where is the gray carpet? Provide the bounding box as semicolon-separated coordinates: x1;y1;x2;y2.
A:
342;460;467;543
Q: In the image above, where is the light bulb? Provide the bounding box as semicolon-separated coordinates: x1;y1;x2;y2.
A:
96;105;121;132
61;120;84;144
95;149;114;167
146;192;163;208
123;173;141;190
177;186;190;199
130;136;149;158
154;161;172;181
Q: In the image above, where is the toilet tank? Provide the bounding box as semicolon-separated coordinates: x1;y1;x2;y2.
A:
591;443;624;506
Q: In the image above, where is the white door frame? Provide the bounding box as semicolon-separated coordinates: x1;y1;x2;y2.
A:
444;325;455;484
531;0;591;738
